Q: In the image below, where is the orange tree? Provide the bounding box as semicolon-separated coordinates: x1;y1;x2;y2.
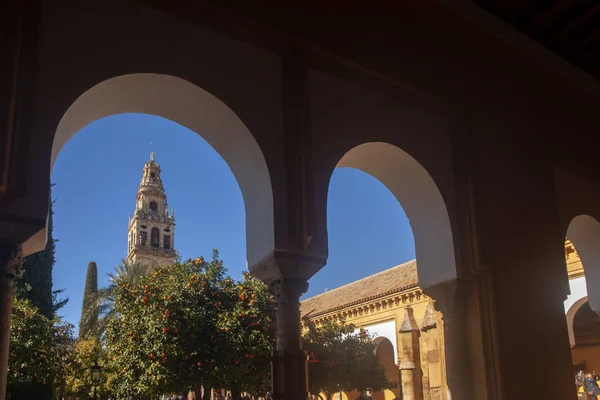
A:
105;252;228;398
212;271;276;400
303;320;392;400
104;251;275;399
7;299;75;399
60;337;112;399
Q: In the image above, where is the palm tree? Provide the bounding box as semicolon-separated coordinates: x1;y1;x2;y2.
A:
95;260;148;336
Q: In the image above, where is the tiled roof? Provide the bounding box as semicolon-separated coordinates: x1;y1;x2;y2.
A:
300;259;418;318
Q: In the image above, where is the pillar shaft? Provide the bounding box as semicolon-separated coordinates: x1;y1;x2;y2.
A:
424;279;473;400
270;279;310;400
0;243;21;399
399;306;423;400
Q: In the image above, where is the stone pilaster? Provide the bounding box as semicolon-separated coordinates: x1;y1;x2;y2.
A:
398;306;423;400
424;279;473;400
0;243;22;399
270;278;310;400
420;301;438;400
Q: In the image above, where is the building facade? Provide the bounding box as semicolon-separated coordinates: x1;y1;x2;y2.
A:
125;153;176;270
301;261;448;400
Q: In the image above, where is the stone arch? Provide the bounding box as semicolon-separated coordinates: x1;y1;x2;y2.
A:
566;296;588;347
373;336;399;400
336;142;456;288
23;73;274;269
567;215;600;313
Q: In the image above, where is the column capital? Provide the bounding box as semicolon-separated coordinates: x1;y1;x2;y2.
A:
0;243;22;283
269;279;309;300
250;249;326;284
423;278;473;320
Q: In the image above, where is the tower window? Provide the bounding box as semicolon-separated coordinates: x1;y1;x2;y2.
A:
140;231;147;246
150;172;156;178
150;228;159;248
164;235;171;250
149;201;157;212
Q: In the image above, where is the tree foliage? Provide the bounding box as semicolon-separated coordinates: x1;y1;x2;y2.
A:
303;320;393;400
79;261;99;339
61;337;112;399
7;299;75;399
104;251;276;400
212;271;275;398
97;260;149;336
16;186;62;319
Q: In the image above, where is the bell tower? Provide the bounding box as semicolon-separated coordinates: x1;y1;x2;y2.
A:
126;152;176;270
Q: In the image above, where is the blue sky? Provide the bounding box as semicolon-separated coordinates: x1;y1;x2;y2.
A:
51;113;415;328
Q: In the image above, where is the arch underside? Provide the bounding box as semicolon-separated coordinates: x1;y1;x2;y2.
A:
337;142;457;289
24;73;274;269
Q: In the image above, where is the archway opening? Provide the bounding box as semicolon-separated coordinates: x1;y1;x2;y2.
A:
565;215;600;392
301;142;453;400
570;300;600;372
373;337;399;400
11;73;276;399
25;73;274;271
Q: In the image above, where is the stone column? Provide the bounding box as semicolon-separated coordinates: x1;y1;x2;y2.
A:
420;301;438;400
270;278;310;400
0;243;22;399
424;279;473;400
398;306;423;400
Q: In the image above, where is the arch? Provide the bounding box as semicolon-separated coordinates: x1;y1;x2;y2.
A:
336;142;456;288
566;297;588;347
373;337;399;400
24;73;274;268
150;227;160;248
567;215;600;313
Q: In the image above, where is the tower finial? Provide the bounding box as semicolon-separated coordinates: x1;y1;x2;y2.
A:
150;142;154;161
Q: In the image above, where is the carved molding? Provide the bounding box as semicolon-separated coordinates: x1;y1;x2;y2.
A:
304;287;430;328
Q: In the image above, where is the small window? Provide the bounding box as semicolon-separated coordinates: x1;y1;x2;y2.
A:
164;235;171;250
150;172;156;178
149;201;157;212
150;228;159;248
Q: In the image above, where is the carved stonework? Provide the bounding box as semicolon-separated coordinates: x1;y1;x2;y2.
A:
126;154;176;270
430;387;443;400
421;301;438;332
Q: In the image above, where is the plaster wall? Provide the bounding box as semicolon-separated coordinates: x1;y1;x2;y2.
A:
566;278;588;313
359;320;398;364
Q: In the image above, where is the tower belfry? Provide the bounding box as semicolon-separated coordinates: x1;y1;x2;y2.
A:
126;153;176;270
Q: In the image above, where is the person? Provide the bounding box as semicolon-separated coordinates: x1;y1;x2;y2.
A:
577;370;586;389
585;373;600;399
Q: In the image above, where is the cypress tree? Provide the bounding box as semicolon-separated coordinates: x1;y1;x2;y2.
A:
17;186;55;319
79;261;99;339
